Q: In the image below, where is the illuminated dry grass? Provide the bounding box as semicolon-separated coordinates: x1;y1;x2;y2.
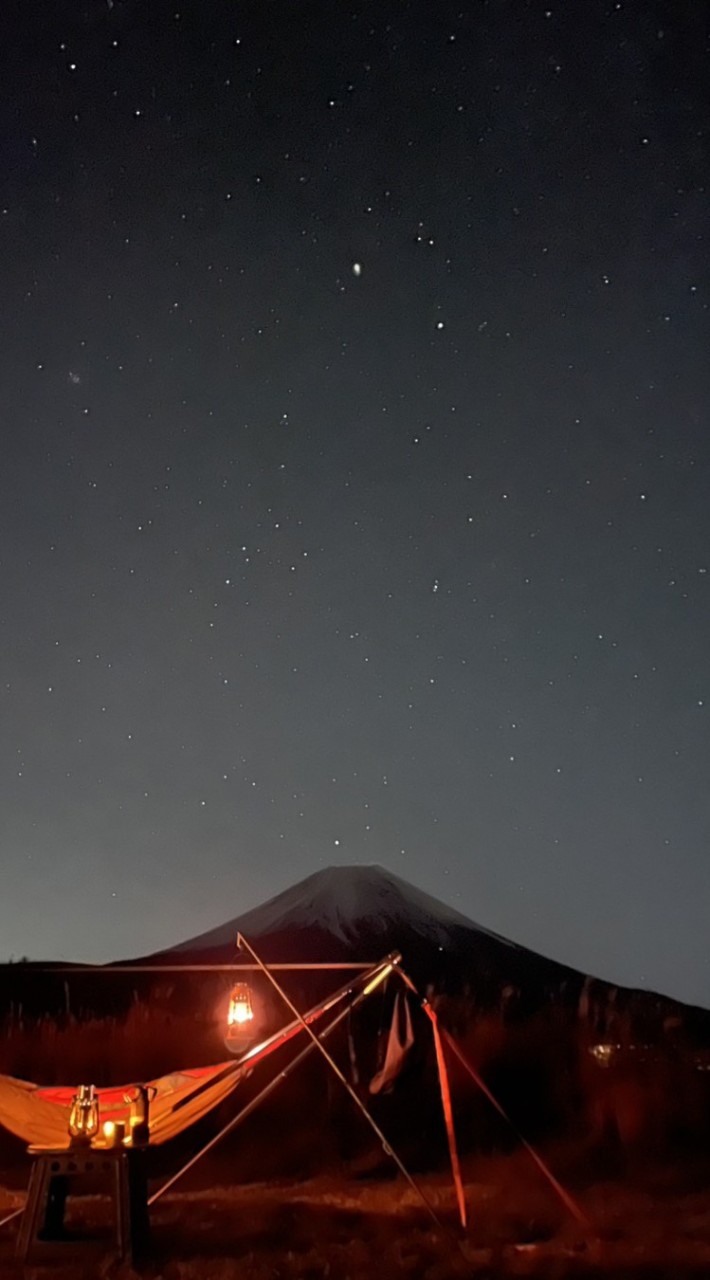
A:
2;999;710;1276
0;1005;224;1087
3;1148;710;1278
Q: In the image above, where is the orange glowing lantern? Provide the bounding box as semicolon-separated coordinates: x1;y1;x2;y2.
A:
68;1084;100;1145
227;981;254;1031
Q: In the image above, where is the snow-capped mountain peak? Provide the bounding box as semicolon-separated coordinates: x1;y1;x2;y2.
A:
161;863;515;956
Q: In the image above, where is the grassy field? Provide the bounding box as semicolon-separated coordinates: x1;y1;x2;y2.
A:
3;1147;710;1278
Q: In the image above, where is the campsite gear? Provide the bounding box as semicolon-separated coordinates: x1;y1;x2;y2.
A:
394;965;591;1233
225;980;257;1051
148;958;396;1206
102;1120;120;1147
126;1084;151;1146
16;1144;149;1266
0;964;397;1151
0;1063;247;1150
235;934;454;1234
227;981;254;1028
0;938;590;1258
0;955;406;1261
67;1084;99;1145
422;1002;467;1230
369;991;415;1094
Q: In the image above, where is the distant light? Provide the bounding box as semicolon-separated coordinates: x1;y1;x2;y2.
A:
352;262;362;276
589;1043;617;1067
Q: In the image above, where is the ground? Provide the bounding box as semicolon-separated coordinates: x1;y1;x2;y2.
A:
3;1149;710;1278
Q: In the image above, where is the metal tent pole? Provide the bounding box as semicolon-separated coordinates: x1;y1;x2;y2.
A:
52;963;377;973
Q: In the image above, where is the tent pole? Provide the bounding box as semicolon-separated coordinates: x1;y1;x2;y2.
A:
427;1009;467;1230
148;960;394;1206
0;1207;22;1231
237;933;449;1237
392;964;590;1231
52;963;377;973
385;967;467;1228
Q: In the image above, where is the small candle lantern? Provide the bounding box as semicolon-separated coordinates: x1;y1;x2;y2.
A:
68;1084;100;1145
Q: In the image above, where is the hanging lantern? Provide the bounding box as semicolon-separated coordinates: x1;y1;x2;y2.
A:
68;1084;100;1145
227;981;254;1031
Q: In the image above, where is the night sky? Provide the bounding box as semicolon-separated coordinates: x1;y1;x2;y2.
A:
1;1;708;1005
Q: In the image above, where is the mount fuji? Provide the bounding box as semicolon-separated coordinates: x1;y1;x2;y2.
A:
135;864;583;999
172;864;512;953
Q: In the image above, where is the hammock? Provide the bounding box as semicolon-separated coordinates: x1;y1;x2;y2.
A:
0;965;381;1150
0;1062;242;1149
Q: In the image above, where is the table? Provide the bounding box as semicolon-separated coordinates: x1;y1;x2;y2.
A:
16;1143;150;1266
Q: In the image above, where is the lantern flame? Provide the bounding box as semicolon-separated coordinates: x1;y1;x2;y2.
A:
227;982;254;1028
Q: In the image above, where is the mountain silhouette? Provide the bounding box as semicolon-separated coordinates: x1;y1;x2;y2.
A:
133;864;584;1005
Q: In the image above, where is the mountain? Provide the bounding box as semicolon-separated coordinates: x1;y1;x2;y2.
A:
172;864;512;954
131;864;584;1003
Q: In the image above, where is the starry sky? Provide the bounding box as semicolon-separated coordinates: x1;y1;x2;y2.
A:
1;0;708;1004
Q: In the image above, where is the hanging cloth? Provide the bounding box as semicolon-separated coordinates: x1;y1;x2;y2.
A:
369;991;415;1094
